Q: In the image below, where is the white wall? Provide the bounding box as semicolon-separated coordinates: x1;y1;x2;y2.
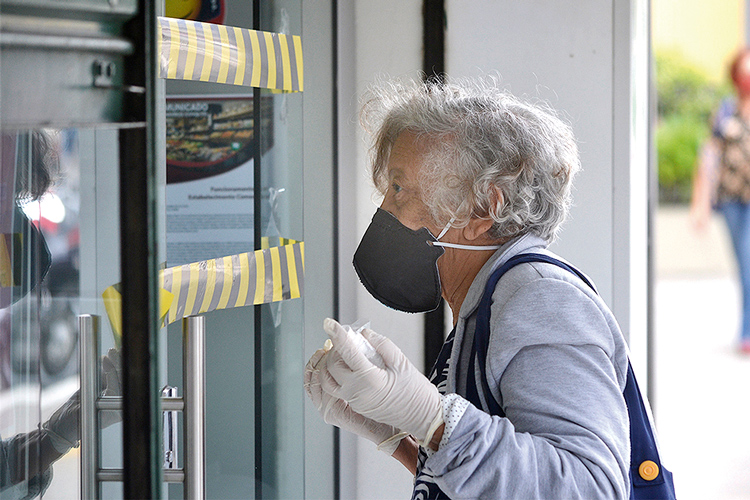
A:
445;0;650;374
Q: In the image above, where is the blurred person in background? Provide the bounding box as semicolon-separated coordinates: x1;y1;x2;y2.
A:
691;47;750;354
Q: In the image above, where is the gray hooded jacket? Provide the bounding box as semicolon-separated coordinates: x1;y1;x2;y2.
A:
420;233;631;499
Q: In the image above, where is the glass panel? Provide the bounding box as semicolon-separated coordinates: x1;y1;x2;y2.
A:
258;1;304;498
1;3;162;499
163;3;257;498
162;91;259;500
0;126;166;499
0;128;125;498
257;2;304;499
163;0;304;497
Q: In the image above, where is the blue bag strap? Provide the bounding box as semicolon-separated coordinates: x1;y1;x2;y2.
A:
467;253;595;415
468;253;676;499
624;362;674;497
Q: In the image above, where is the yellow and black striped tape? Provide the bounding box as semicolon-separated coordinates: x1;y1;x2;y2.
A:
158;16;303;92
161;240;304;323
102;241;304;341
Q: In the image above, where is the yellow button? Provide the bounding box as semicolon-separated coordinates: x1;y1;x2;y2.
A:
638;460;659;481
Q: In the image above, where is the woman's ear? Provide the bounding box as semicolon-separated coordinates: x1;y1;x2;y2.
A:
462;217;495;241
463;186;504;241
462;186;503;241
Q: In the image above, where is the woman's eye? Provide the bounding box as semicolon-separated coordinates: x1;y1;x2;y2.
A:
391;182;402;193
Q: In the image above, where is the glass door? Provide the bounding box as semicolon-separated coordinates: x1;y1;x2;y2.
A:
0;126;137;499
0;1;164;499
0;0;311;497
162;1;305;498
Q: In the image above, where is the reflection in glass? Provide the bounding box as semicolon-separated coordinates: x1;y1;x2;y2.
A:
1;129;125;499
1;129;81;498
257;2;305;499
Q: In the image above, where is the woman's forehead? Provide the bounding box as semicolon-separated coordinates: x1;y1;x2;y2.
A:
387;131;429;178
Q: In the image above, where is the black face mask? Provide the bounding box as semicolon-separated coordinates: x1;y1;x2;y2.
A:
353;208;446;313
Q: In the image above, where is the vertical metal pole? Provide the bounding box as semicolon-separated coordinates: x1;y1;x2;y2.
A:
79;314;100;500
252;2;264;497
120;0;161;497
183;316;205;500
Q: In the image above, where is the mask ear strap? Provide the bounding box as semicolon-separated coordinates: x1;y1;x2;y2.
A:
436;217;455;240
432;241;502;251
432;216;502;251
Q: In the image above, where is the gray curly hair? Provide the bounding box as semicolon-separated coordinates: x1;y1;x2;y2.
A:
362;76;580;242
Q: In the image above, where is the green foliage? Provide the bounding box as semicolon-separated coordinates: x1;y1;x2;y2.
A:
655;50;730;204
655;51;728;123
656;115;709;203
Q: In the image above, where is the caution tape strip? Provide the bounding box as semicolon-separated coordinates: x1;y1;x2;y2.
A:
158;16;304;92
161;241;305;323
102;241;304;341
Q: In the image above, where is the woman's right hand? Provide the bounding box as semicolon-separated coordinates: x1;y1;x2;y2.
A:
304;347;406;455
690;139;720;233
689;195;712;233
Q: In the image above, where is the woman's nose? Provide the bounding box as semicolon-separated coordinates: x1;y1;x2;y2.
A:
379;193;395;213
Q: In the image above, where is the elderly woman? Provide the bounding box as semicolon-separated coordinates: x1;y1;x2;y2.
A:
305;77;634;499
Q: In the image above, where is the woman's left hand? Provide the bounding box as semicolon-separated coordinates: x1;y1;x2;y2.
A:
319;318;443;446
304;347;406;455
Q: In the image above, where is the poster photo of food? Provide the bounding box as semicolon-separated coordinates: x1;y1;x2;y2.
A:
166;96;272;184
165;95;273;266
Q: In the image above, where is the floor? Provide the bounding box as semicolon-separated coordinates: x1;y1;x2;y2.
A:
654;206;750;500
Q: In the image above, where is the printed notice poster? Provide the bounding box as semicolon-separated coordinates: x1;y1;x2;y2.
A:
165;95;271;266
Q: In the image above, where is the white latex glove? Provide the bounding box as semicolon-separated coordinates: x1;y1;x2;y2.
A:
99;347;122;429
101;347;122;397
304;343;406;455
43;348;122;453
320;318;443;446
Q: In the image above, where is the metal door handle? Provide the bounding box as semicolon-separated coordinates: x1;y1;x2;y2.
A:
183;315;205;500
79;314;205;500
162;386;178;469
79;314;100;500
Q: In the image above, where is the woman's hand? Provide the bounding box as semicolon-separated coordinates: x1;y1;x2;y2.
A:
304;346;406;455
690;139;720;233
319;319;443;447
